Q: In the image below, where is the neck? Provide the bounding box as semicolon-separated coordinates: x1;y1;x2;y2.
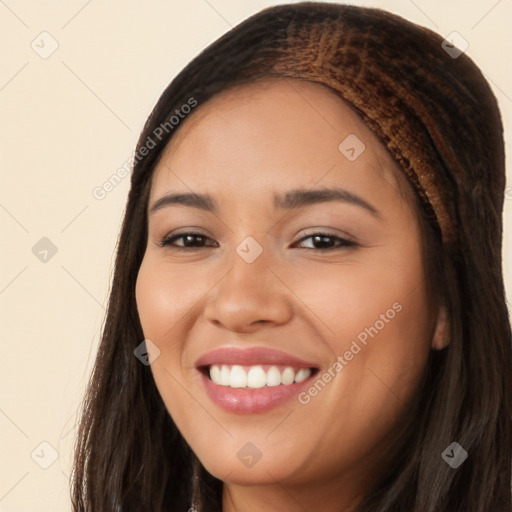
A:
221;470;369;512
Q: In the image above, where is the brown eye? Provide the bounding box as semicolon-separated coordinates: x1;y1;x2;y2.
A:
157;231;356;252
294;233;356;250
158;232;218;249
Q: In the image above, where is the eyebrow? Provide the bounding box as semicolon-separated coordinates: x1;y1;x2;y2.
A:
149;187;382;219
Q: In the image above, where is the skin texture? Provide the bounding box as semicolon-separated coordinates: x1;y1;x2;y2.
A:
135;78;448;512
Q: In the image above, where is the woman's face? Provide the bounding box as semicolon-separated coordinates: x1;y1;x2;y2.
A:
135;79;446;499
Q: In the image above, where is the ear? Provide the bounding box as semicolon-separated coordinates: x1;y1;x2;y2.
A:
431;304;450;350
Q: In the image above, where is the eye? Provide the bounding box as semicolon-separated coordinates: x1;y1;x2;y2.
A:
158;232;218;250
157;231;357;251
293;232;357;251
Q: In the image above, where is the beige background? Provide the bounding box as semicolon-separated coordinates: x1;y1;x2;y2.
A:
0;1;510;510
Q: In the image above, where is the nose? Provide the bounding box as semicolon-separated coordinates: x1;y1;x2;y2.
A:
203;247;294;334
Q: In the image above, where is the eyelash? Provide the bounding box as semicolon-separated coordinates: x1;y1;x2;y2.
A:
157;231;357;251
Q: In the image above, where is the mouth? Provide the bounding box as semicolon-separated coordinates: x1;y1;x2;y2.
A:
198;363;320;389
194;346;321;413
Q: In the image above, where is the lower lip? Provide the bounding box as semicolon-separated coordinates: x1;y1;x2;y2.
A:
198;370;315;414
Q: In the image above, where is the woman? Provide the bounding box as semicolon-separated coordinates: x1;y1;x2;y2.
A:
71;2;512;511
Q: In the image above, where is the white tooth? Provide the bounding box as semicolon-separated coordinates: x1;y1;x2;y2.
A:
230;365;247;388
281;367;296;385
266;366;281;387
210;364;221;384
294;368;311;383
247;366;267;388
214;364;307;388
220;365;231;386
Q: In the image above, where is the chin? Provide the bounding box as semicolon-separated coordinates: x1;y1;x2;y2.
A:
197;445;307;485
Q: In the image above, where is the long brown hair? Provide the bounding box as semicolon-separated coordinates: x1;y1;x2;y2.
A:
71;3;512;511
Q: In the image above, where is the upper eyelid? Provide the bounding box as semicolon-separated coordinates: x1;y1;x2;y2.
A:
162;229;349;239
160;230;355;247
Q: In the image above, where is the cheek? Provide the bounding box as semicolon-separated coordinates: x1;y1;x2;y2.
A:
286;249;428;345
135;258;210;441
290;245;432;413
338;274;431;423
135;256;200;344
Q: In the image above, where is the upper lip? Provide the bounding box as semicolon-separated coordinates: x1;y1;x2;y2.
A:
195;347;319;369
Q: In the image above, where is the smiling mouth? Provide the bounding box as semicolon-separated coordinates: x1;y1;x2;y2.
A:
198;364;320;389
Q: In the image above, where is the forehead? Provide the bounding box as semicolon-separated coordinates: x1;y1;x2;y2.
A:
149;78;409;206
